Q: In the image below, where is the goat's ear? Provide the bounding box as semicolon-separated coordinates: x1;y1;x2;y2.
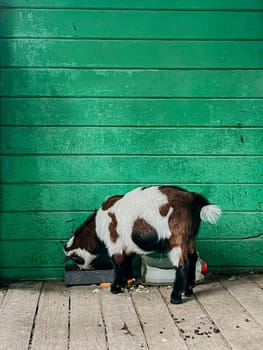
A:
61;254;73;264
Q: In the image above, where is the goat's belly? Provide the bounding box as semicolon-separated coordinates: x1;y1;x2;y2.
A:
132;232;170;253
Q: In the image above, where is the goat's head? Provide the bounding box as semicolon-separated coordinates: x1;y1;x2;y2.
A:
62;213;98;269
62;235;97;270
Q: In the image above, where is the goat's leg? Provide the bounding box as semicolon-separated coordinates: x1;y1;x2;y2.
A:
168;246;184;304
110;254;126;294
123;253;135;281
184;251;198;297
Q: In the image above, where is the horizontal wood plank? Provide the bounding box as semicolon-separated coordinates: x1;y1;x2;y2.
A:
1;98;263;127
2;0;263;10
1;128;262;155
1;184;262;211
1;156;262;183
1;10;263;39
196;240;263;269
1;212;262;240
1;69;263;97
0;240;262;268
2;40;263;68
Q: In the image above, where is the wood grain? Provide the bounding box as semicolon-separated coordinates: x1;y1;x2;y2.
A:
2;40;263;68
1;69;263;97
30;281;69;350
221;277;263;327
100;289;148;350
1;98;262;127
1;127;262;155
2;0;263;10
0;282;41;350
196;281;263;350
69;286;107;350
131;287;188;349
1;184;262;211
160;286;231;349
1;10;263;39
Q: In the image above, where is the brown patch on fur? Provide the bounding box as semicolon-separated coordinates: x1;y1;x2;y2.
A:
133;217;157;236
108;212;119;243
159;186;196;266
69;215;99;254
102;195;123;210
112;253;124;264
159;203;171;217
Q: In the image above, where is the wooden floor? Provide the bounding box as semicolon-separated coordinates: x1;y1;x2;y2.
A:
0;274;262;350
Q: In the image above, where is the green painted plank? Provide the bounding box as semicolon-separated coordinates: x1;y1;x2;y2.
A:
1;98;262;127
1;10;263;39
197;240;263;268
1;127;262;155
1;184;262;211
2;40;263;68
0;212;262;240
0;268;64;280
1;0;263;10
1;98;263;127
1;156;262;183
0;240;262;268
0;240;64;268
0;212;88;240
1;69;263;97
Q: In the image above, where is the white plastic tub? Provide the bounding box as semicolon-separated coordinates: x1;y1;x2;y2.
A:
141;253;206;285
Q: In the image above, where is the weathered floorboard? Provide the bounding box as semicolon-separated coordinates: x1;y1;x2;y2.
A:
0;283;8;307
196;282;263;350
160;286;231;350
69;286;108;350
0;277;263;349
0;282;41;350
100;288;148;350
249;273;263;289
221;276;263;327
131;287;188;349
29;281;69;350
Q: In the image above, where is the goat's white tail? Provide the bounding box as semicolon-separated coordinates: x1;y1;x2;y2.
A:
200;205;222;224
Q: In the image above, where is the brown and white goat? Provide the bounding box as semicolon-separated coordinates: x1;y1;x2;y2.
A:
63;186;221;304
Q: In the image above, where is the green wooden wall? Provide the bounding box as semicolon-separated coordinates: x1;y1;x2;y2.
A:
0;0;263;279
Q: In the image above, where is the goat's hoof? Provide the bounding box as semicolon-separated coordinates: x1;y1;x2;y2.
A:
170;297;182;304
184;289;193;297
110;285;122;294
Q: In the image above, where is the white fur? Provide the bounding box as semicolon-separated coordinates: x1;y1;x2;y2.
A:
168;246;182;268
200;205;222;224
66;236;74;248
96;187;173;256
66;247;96;270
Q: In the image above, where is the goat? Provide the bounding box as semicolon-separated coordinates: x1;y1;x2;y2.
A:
63;186;221;304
